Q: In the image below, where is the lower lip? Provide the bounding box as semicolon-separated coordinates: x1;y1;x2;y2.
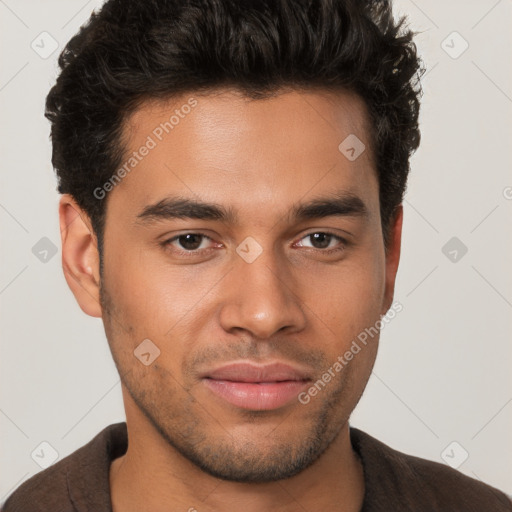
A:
203;379;310;410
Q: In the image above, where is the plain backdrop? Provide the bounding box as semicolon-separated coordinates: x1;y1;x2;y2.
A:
1;0;511;502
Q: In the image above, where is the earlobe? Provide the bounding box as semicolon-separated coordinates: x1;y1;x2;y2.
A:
382;205;403;314
59;195;102;318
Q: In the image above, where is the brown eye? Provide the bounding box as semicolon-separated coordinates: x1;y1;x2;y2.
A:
308;233;332;249
298;232;345;251
164;233;214;253
175;234;205;251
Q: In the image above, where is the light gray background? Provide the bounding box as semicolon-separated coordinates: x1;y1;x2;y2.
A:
1;0;511;502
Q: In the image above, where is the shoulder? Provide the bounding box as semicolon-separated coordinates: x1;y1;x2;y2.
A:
1;453;72;512
1;423;127;512
350;427;512;512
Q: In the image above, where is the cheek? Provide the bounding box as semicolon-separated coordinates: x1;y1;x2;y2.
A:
102;240;224;342
103;225;385;352
300;251;386;344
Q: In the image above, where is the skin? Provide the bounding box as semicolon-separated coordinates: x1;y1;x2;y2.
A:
59;88;402;512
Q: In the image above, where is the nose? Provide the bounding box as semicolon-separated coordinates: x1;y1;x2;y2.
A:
218;247;307;340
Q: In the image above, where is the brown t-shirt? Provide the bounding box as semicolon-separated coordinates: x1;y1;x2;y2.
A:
2;422;511;511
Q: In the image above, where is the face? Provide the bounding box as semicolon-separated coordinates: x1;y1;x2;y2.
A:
63;88;401;483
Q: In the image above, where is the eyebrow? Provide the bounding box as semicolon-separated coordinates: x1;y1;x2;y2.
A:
136;192;368;225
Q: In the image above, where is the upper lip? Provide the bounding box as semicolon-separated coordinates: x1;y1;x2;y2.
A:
200;362;313;383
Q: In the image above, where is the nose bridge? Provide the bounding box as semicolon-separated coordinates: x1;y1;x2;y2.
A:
219;239;306;338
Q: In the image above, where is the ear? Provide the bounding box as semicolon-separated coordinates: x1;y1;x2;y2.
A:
59;195;102;318
382;205;403;314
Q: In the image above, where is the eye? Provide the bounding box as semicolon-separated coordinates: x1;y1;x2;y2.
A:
296;232;346;252
164;233;217;253
162;231;347;257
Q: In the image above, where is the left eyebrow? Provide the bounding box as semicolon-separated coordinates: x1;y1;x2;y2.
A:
289;192;369;223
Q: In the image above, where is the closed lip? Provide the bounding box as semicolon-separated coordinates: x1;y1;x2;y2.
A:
199;362;313;383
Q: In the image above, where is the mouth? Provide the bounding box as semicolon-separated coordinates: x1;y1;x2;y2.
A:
200;362;312;411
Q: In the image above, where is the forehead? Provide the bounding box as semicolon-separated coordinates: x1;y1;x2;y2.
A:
109;88;378;222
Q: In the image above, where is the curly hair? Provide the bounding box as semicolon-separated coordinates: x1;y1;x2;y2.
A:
46;0;423;251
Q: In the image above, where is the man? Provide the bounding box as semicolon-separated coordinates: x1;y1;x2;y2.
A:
3;0;511;510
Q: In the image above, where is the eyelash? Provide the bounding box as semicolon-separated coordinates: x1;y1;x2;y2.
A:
161;231;348;257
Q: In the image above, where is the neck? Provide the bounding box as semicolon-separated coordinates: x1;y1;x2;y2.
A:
110;400;365;512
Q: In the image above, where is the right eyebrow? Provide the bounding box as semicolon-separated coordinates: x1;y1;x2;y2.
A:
135;197;238;225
